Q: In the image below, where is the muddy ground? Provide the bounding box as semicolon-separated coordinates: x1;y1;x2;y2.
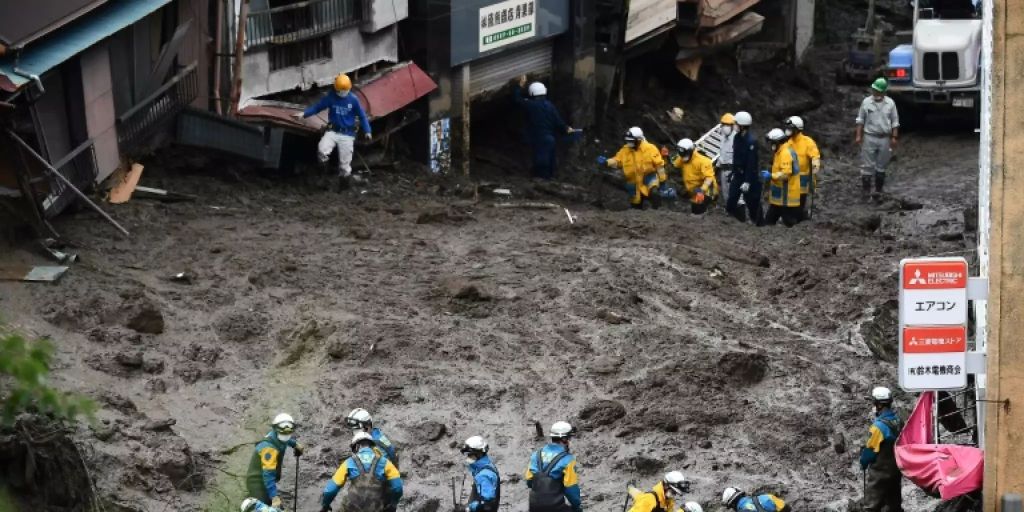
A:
0;20;981;512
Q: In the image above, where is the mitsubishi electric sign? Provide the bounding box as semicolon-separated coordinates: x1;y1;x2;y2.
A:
479;0;536;52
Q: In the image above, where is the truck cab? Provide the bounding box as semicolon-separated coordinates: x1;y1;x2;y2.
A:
885;0;982;115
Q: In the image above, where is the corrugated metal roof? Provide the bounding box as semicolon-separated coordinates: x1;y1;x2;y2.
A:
0;0;107;47
0;0;172;92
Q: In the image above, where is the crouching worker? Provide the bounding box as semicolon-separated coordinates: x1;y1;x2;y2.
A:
597;127;667;210
321;432;403;512
458;436;501;512
721;487;790;512
672;138;717;215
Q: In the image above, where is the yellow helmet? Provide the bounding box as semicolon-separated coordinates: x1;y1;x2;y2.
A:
334;73;352;93
720;113;735;124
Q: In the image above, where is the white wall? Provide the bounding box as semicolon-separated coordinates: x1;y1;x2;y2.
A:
363;0;408;33
240;24;399;102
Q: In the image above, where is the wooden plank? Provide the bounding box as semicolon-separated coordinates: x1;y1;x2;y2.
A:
699;0;761;28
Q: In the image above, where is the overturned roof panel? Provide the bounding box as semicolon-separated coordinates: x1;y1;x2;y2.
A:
0;0;107;47
0;0;172;92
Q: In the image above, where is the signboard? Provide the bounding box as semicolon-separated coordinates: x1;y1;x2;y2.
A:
450;0;569;66
898;258;969;391
479;0;536;52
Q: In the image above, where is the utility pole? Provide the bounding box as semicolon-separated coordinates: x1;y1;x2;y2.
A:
982;0;1024;510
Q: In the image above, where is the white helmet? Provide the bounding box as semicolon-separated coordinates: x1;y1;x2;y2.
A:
351;431;375;451
784;116;804;131
625;127;645;142
765;128;787;144
272;413;295;434
460;435;489;457
346;408;373;430
663;471;691;495
734;111;753;127
241;498;261;512
683;503;704;512
676;138;695;154
872;386;893;402
549;421;576;439
528;82;547;97
722;487;745;508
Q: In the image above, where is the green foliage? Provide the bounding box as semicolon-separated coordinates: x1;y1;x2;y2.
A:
0;332;95;425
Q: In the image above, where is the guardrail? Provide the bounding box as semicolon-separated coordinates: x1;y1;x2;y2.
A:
245;0;360;48
118;62;198;151
41;138;97;218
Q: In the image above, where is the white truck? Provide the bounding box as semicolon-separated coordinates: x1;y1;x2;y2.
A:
884;0;982;125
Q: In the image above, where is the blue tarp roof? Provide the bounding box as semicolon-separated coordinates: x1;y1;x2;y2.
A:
0;0;172;92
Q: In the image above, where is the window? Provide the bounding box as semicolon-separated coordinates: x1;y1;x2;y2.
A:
941;52;960;80
269;35;332;71
923;52;940;80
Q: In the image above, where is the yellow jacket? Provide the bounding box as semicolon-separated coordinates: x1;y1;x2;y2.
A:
610;141;666;204
768;141;801;207
790;132;821;194
671;152;718;203
627;482;676;512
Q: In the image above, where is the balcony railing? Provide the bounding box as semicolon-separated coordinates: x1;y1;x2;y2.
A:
40;139;97;218
118;61;198;152
245;0;360;48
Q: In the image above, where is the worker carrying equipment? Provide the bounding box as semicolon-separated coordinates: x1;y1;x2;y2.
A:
458;436;501;512
321;432;403;512
855;77;900;200
513;75;576;180
241;497;282;512
294;72;372;191
246;413;305;509
861;386;904;512
721;487;790;512
627;472;690;512
725;111;762;225
784;116;822;220
598;127;667;209
671;138;718;215
763;128;802;228
346;408;399;469
525;421;582;512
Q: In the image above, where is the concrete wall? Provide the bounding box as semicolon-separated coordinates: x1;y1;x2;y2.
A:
794;0;815;63
240;24;398;102
363;0;408;33
80;42;121;182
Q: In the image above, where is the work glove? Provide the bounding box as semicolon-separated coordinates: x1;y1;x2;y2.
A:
772;172;785;180
596;156;608;166
694;187;704;196
740;182;750;193
759;170;771;181
364;133;373;142
292;112;304;119
271;496;282;509
294;443;305;457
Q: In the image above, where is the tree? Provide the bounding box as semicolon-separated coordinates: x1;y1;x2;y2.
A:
0;331;95;425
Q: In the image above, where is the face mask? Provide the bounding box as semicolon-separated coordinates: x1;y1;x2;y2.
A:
771;144;778;151
277;433;292;442
338;90;350;97
721;126;733;136
683;154;692;162
784;128;793;137
626;141;637;149
873;94;883;102
465;457;476;465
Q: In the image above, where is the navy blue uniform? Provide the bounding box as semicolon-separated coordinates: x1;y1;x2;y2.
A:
727;129;762;224
514;88;568;180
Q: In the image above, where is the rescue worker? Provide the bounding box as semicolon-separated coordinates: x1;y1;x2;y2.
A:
514;75;576;180
246;413;305;509
597;127;667;210
525;421;582;512
321;432;403;512
671;139;717;215
716;113;737;205
346;408;399;468
241;498;282;512
860;386;904;512
721;487;790;512
627;472;690;512
855;78;900;200
725;111;761;224
784;116;822;220
458;436;501;512
762;128;802;228
294;73;372;190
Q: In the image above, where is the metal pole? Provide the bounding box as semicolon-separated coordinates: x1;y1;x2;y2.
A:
5;130;130;237
293;454;300;512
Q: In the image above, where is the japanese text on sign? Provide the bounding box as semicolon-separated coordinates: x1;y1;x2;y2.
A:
479;0;536;52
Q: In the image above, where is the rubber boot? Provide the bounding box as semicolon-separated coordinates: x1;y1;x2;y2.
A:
874;173;886;194
861;176;873;202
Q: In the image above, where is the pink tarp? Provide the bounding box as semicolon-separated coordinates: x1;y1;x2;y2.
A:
895;392;984;500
